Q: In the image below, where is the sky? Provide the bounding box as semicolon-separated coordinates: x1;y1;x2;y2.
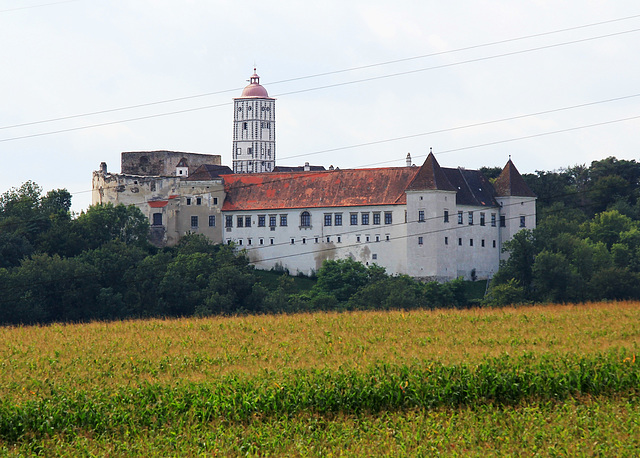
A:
1;0;640;212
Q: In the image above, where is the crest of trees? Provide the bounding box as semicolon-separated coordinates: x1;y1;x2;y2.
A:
487;156;640;304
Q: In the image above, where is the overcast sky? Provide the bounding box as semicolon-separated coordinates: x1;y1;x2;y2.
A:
1;0;639;212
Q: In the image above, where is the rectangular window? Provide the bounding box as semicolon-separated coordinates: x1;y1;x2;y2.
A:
269;215;277;227
337;236;341;243
481;239;485;247
324;214;332;226
259;238;264;245
270;238;274;245
350;213;358;225
191;216;198;228
418;210;425;222
385;234;390;241
366;235;370;242
302;238;306;244
458;238;462;246
372;254;378;260
520;216;526;227
245;216;251;227
373;212;381;225
418;236;424;245
247;238;252;246
361;213;370;225
237;216;243;228
493;240;497;248
480;213;485;226
290;238;295;245
445;236;449;245
384;212;392;224
208;215;215;227
152;213;162;226
335;214;342;226
458;211;463;224
491;213;497;227
315;237;319;243
444;210;449;223
326;236;330;243
213;197;218;205
468;212;473;225
186;197;191;206
280;215;288;227
196;197;202;205
238;239;243;246
375;235;380;242
356;235;361;242
500;215;506;227
225;215;233;228
258;215;266;227
470;239;474;247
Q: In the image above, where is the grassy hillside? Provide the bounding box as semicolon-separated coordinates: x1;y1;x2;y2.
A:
1;302;639;456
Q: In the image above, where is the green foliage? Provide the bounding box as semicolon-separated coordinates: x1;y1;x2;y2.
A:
0;350;637;444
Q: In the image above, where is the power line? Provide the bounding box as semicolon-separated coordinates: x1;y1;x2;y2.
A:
278;93;640;162
2;24;640;140
0;0;81;14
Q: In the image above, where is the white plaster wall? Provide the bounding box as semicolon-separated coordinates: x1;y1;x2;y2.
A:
224;205;407;275
406;190;458;281
496;196;537;261
452;205;501;280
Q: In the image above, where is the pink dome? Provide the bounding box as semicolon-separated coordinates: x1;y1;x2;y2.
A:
240;69;269;98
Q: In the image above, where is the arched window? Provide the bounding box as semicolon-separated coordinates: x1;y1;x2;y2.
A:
300;211;311;227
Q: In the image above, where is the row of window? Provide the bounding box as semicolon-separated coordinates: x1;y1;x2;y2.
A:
230;233;392;246
438;210;525;228
224;211;394;229
185;196;219;206
237;105;272;112
187;215;217;228
242;121;272;130
416;236;498;248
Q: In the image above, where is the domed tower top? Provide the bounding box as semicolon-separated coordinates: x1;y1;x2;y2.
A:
232;68;276;173
239;69;270;98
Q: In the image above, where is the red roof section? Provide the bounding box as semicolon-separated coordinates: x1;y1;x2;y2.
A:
407;153;456;192
148;200;168;208
493;160;536;197
221;168;420;211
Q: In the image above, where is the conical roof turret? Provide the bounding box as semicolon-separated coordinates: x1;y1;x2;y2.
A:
493;159;536;197
406;152;456;191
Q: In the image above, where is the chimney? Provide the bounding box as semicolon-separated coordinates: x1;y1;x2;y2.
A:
406;153;412;167
304;162;310;171
100;162;107;174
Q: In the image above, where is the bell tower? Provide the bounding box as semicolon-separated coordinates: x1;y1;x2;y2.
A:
232;69;276;173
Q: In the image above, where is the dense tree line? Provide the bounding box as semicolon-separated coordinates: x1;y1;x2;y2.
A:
3;154;640;324
0;182;470;325
486;156;640;304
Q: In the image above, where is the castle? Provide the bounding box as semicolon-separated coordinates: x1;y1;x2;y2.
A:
92;69;536;281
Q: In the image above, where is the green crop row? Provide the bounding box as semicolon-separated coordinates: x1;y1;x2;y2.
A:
0;349;637;444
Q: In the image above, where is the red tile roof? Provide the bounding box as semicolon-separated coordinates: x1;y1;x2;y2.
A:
493;160;536;197
222;168;419;211
407;153;456;192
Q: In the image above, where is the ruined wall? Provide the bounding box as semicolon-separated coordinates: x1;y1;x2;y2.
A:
121;151;221;176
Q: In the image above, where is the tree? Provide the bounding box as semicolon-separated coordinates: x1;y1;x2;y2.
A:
491;229;537;294
312;258;376;303
76;203;150;250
